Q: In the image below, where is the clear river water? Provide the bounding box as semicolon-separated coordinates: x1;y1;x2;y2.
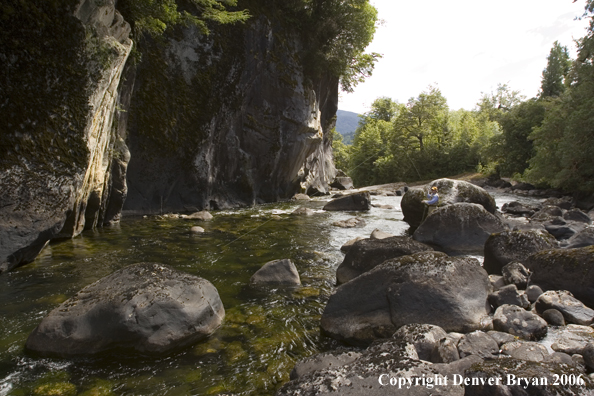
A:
0;190;543;396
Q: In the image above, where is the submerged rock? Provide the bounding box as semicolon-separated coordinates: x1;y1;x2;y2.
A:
25;263;225;356
332;217;366;228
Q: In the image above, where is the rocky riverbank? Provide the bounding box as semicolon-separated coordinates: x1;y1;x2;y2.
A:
277;178;594;395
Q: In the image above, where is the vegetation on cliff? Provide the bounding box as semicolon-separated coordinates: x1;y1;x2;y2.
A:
336;0;594;195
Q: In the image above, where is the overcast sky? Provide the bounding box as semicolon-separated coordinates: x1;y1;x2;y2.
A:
338;0;590;114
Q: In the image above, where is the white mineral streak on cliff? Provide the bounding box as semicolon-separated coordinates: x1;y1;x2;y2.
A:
60;0;133;236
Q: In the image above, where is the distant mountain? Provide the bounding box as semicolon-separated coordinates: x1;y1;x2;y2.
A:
335;110;361;145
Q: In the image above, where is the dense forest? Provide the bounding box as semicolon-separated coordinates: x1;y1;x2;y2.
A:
334;0;594;196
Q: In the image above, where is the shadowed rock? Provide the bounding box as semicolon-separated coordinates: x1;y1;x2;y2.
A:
413;203;506;254
336;237;433;284
321;252;490;346
25;263;225;356
483;230;558;275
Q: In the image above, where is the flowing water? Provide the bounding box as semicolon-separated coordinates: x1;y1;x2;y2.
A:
0;191;542;396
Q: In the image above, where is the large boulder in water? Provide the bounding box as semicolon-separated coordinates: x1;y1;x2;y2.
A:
336;236;433;284
323;191;371;211
412;203;507;254
525;246;594;308
401;178;497;229
483;230;558;275
321;252;491;346
25;263;225;356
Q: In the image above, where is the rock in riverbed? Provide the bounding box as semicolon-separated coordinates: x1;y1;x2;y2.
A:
321;252;491;346
25;263;225;356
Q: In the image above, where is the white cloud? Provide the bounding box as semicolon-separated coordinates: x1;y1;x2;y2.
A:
338;0;590;114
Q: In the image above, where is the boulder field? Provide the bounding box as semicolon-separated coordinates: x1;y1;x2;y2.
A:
281;179;594;395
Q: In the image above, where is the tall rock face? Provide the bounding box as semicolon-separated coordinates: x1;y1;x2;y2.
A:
124;14;338;213
0;1;339;272
0;0;133;272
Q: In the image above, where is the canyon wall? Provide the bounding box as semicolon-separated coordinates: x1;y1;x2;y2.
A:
0;0;133;272
0;1;337;272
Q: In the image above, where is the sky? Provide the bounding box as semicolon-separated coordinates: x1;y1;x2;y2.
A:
338;0;591;114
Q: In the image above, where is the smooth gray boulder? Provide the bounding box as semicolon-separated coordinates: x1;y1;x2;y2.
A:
323;191;371;211
483;230;558;275
526;285;544;303
413;203;506;254
336;236;433;284
401;178;497;229
535;290;594;325
525;246;594;308
542;309;566;326
250;259;301;286
493;304;548;341
25;263;225;356
321;252;491;346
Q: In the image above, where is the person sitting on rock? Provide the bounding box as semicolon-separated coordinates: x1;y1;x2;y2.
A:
422;186;439;220
423;186;439;205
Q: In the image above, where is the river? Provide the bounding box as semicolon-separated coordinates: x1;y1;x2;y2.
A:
0;190;543;396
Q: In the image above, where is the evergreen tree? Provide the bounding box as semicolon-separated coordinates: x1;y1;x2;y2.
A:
540;41;571;98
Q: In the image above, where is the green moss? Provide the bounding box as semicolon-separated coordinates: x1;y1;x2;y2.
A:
33;383;77;396
78;379;115;396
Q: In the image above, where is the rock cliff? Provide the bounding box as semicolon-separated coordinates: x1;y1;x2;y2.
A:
124;14;337;213
0;1;338;271
0;0;133;272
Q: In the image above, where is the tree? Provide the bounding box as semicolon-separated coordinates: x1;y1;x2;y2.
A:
476;83;525;121
524;0;594;193
332;129;351;172
304;0;381;92
540;41;571;98
366;97;400;122
393;86;448;152
118;0;250;38
496;99;546;177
